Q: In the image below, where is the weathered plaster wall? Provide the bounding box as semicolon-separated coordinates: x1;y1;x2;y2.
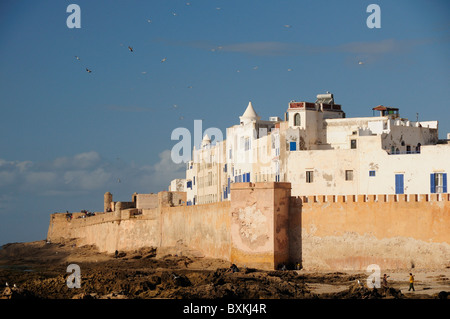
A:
298;194;450;270
47;185;450;271
230;182;291;269
160;201;231;260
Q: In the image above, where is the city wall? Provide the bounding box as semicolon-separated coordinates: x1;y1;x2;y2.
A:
299;193;450;270
47;184;450;270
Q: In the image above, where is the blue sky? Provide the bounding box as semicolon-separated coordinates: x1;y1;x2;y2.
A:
0;0;449;246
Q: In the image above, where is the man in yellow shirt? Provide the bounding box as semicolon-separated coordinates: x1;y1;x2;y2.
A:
408;273;415;291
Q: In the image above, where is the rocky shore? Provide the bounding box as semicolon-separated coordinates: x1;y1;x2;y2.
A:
0;240;448;299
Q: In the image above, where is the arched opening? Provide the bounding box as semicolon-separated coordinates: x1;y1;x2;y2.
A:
294;113;301;126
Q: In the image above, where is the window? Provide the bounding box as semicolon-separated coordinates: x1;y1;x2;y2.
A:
186;181;192;189
306;171;314;183
350;139;357;149
290;141;296;151
416;143;421;153
395;174;404;194
345;170;353;181
294;113;301;126
369;170;376;177
431;173;447;193
406;145;411;154
245;137;251;151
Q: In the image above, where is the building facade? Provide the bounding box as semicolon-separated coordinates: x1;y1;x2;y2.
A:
173;93;449;204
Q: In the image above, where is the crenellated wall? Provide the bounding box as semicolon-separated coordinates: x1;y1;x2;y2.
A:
298;193;450;270
47;185;450;270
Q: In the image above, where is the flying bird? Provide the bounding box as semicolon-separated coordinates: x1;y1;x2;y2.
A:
117;178;121;183
287;68;293;72
172;12;177;16
284;24;292;28
75;56;80;61
161;57;167;63
358;61;364;65
86;68;92;73
5;282;8;287
147;19;152;23
128;46;133;52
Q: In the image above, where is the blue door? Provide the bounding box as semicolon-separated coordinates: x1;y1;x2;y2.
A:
395;174;404;194
290;141;296;151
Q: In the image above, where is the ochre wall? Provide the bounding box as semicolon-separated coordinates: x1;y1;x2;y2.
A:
47;187;450;270
160;201;231;260
230;182;291;270
298;193;450;270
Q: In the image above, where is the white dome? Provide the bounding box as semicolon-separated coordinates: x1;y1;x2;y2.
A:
239;101;261;124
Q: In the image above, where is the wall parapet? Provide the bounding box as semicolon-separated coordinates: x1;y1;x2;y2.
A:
296;193;450;205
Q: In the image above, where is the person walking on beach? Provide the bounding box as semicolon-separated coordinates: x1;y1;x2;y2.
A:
382;274;390;288
408;273;415;291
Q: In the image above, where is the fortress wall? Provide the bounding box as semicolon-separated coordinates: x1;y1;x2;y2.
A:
160;201;231;260
230;182;292;270
47;186;450;270
297;193;450;270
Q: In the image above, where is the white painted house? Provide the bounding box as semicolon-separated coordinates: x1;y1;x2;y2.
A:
173;93;449;205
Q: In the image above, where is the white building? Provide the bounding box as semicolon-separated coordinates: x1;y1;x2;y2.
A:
176;93;449;205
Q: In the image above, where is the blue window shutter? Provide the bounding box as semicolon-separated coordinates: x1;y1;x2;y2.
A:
247;173;250;182
395;174;404;194
443;173;447;193
290;141;296;151
430;174;436;193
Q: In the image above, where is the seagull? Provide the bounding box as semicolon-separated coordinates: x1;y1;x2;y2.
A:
287;68;293;72
187;86;193;89
75;56;81;61
161;57;167;63
117;178;121;183
216;7;221;10
252;66;258;70
86;68;92;73
141;71;147;75
358;61;364;65
128;46;133;52
147;19;152;23
173;274;180;280
172;12;177;16
284;24;292;28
